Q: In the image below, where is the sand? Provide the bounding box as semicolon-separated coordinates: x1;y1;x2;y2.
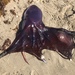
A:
0;0;75;75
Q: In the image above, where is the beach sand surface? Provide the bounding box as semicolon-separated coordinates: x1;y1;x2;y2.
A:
0;0;75;75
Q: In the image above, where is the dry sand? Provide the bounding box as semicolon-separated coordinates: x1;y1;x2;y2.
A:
0;0;75;75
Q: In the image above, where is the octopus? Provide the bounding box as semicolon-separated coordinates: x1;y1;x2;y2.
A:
0;5;75;63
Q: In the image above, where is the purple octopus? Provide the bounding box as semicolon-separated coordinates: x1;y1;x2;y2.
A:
0;5;75;63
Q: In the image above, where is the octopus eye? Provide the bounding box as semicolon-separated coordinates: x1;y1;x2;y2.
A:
57;32;73;45
59;33;65;42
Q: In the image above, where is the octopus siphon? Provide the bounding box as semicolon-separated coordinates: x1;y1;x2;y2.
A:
0;5;75;63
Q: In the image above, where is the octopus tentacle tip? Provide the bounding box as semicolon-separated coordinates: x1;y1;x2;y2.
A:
0;51;8;58
41;55;46;63
42;59;47;63
70;59;72;61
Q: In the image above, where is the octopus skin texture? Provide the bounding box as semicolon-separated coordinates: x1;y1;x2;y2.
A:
0;5;75;62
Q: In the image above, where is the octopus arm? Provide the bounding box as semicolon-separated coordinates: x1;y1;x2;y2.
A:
43;26;75;59
0;30;26;58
